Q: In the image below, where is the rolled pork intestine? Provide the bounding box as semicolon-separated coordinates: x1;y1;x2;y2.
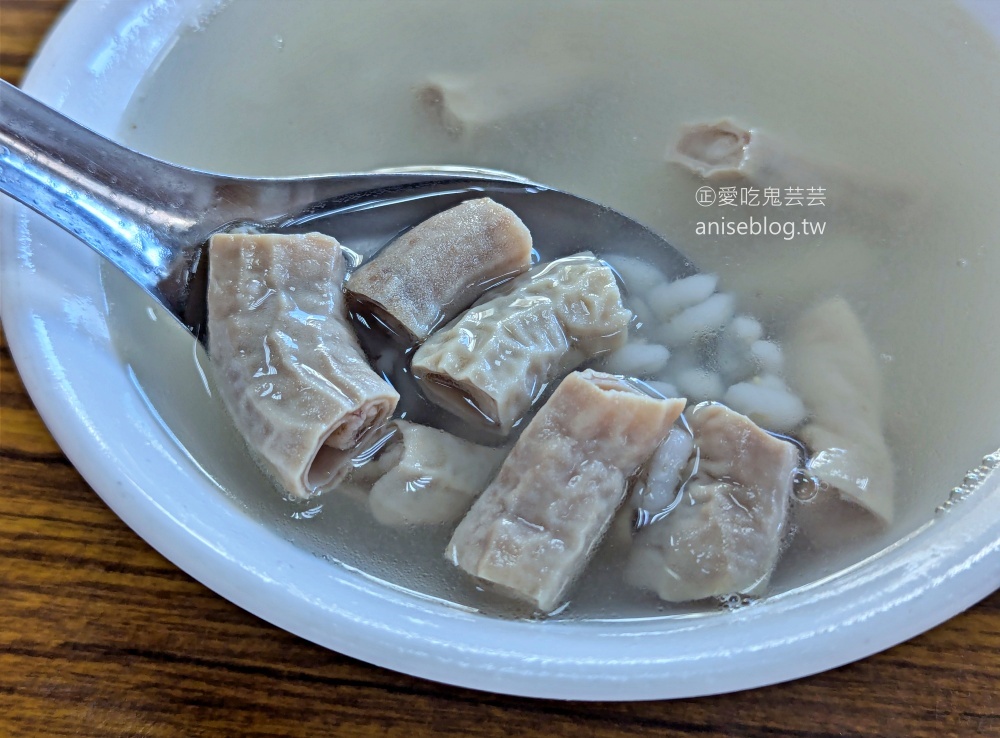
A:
346;197;533;342
447;369;686;612
626;403;799;602
784;298;895;545
412;295;569;432
522;256;634;356
207;232;399;500
346;421;506;527
672;119;795;182
411;253;632;433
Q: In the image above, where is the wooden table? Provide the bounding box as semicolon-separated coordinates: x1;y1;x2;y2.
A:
1;1;998;736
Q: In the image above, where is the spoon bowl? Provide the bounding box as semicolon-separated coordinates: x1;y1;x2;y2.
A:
0;79;693;339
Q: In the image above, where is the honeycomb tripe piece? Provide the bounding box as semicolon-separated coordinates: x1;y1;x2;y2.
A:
412;253;631;434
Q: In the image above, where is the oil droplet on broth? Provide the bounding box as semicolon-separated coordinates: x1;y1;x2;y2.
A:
792;470;822;502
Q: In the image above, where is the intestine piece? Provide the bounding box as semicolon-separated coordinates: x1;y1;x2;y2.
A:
516;255;633;356
355;421;505;527
346;197;533;342
207;232;399;500
414;53;593;142
626;403;799;602
784;298;895;545
672;119;769;181
411;253;631;434
447;369;686;612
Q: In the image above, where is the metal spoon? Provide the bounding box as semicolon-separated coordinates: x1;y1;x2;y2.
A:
0;79;692;338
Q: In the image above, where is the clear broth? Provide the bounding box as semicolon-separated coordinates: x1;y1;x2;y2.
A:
106;0;1000;619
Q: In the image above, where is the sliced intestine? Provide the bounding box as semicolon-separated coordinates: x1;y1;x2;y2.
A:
446;369;686;612
626;403;799;602
341;421;506;527
411;253;631;434
784;297;895;545
414;49;596;144
207;232;399;500
347;197;533;342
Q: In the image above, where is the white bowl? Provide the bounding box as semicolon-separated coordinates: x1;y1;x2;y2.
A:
1;0;998;700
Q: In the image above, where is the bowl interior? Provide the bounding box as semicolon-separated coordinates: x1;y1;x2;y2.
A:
2;0;998;699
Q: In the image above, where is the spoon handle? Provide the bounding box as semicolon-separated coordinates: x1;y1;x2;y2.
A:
0;80;507;323
0;80;221;311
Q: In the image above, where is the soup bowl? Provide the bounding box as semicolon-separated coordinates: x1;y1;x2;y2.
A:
1;0;998;700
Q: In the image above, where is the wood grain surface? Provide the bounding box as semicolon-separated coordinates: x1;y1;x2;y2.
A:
1;1;998;736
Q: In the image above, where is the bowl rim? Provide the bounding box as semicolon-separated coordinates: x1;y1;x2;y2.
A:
1;0;998;701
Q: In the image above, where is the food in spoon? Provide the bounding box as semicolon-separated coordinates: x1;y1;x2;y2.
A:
411;253;631;433
784;297;895;545
203;193;895;617
626;403;798;602
347;197;533;341
207;232;399;500
447;369;686;612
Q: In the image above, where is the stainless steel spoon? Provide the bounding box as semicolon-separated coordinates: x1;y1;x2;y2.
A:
0;79;692;337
